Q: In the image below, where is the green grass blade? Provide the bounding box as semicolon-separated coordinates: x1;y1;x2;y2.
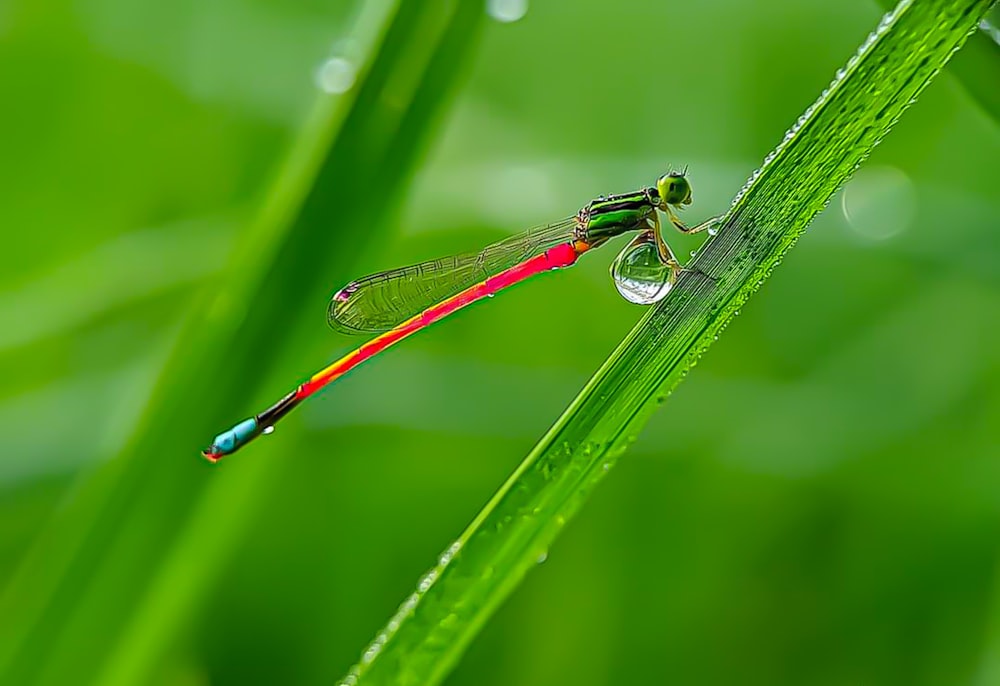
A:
877;0;1000;119
344;2;995;685
0;2;483;685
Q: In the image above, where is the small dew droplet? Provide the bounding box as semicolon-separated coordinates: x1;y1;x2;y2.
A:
263;426;275;435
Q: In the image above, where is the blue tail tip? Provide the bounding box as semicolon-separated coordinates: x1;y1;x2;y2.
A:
202;417;258;463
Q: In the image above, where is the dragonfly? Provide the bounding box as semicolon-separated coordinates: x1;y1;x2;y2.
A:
202;170;718;461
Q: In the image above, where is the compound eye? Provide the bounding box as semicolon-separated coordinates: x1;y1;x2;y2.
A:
657;174;690;205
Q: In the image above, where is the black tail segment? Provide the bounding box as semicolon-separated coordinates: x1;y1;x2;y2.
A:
202;389;302;463
256;389;302;428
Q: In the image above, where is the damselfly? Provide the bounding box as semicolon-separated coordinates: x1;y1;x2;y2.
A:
203;171;718;461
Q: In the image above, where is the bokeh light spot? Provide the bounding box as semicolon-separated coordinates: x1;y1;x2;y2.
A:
487;0;528;23
841;165;917;242
316;57;356;94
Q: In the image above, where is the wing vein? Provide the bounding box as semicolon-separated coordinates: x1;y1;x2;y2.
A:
328;217;578;334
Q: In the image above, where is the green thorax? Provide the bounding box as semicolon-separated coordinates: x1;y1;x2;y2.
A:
581;188;657;244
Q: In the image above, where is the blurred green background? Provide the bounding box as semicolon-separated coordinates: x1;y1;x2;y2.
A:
1;0;998;684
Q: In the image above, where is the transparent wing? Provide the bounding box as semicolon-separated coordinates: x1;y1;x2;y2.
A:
328;217;578;334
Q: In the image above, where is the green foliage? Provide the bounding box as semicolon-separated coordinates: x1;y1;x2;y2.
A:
0;1;997;685
343;2;998;684
0;2;483;685
877;0;1000;118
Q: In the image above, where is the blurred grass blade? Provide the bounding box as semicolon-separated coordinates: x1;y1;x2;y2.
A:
0;1;483;685
344;1;994;685
978;563;1000;685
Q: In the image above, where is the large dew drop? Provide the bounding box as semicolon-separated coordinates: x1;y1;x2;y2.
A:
611;236;673;305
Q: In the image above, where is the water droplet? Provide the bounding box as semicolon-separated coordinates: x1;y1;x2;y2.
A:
610;235;672;305
401;593;419;614
316;57;356;94
262;426;275;435
439;540;462;566
487;0;528;23
707;226;718;236
536;550;548;564
980;17;1000;46
418;569;438;593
